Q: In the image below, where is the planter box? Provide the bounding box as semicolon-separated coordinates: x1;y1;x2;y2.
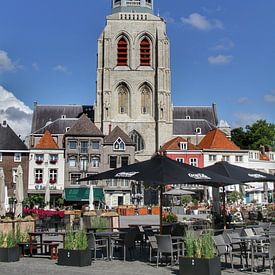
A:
179;256;221;275
152;207;160;215
0;246;20;262
58;249;92;267
125;208;135;216
138;208;148;215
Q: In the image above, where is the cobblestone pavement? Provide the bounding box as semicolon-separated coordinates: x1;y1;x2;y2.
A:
0;257;271;275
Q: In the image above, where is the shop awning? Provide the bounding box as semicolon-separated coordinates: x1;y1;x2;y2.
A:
64;187;104;202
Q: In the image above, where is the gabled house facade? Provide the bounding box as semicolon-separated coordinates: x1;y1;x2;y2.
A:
28;130;65;206
0;121;29;202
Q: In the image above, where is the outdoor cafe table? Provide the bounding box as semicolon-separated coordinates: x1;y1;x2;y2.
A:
29;232;65;258
233;235;269;272
94;231;127;260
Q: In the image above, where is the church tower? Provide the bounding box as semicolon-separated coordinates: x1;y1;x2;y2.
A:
94;0;173;161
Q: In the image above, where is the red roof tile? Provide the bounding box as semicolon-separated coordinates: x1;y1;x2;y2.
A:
35;130;59;149
199;129;240;150
160;136;199;152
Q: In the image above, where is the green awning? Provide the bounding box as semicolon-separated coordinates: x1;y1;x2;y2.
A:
64;187;104;202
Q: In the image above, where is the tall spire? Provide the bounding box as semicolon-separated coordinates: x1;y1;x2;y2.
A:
112;0;154;14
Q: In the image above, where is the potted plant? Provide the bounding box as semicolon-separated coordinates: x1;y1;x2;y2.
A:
58;230;91;267
179;231;221;275
0;232;20;262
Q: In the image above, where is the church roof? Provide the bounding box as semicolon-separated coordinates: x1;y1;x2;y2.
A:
0;122;28;151
173;119;216;136
160;136;200;152
199;129;240;150
104;126;134;145
35;130;59;149
65;114;104;137
31;104;94;133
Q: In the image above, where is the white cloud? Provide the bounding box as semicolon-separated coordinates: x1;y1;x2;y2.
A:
0;86;33;139
264;90;275;103
53;64;70;74
32;62;39;71
0;50;18;73
181;13;223;31
210;38;235;51
232;112;263;128
237;97;250;104
208;54;233;65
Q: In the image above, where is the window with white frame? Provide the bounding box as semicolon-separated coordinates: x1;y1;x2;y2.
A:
195;128;201;134
91;156;100;168
80;157;88;171
12;168;17;183
35;154;44;164
179;142;187;150
35;169;43;183
176;158;184;163
68;140;77;149
14;153;21;162
189;158;198;167
209;155;217;162
70;173;81;185
68;156;77;167
222;155;230;162
80;141;89;154
0;152;2;162
235;155;243;162
49;169;57;183
91;140;100;150
113;138;125;151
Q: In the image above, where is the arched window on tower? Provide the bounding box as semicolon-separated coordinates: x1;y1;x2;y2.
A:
140;37;150;66
140;85;152;114
117;84;129;114
130;130;145;152
117;37;128;66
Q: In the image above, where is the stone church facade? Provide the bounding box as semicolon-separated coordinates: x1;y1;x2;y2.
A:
94;0;173;161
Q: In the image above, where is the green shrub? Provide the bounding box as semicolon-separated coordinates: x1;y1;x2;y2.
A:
90;217;108;232
0;232;17;248
64;230;88;251
184;231;195;257
201;232;215;259
181;195;192;205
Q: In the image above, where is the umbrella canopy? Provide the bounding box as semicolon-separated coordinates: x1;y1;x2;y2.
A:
44;180;50;210
79;155;241;233
0;168;6;217
89;185;95;210
203;161;275;183
79;155;240;186
163;189;195;196
15;165;24;217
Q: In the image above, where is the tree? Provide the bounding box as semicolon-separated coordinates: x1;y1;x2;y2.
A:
231;120;275;151
227;191;243;203
181;195;192;205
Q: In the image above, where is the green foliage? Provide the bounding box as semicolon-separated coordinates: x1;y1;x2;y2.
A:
90;217;108;232
15;225;30;243
23;195;45;208
227;191;243;203
231;120;275;150
56;197;64;209
184;231;215;259
64;230;88;251
0;232;17;248
181;195;192;205
162;212;178;223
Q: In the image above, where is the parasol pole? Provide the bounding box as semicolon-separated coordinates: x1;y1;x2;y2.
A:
222;186;226;230
160;185;164;234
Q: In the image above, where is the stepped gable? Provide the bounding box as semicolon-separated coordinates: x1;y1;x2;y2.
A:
173;119;216;135
31;104;94;133
104;126;134;145
35;130;59;149
65;114;103;137
0;122;28;150
199;128;240;150
160;136;200;152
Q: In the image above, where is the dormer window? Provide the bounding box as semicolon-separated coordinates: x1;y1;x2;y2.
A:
114;137;125;151
185;116;190;119
195;128;201;134
66;127;70;132
61;115;66;119
179;142;188;150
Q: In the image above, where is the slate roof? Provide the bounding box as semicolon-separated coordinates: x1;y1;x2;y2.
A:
173;119;216;135
104;126;135;145
173;105;218;126
31;104;94;133
33;118;78;135
160;136;200;152
0;123;28;151
35;130;59;149
199;128;240;150
65;114;104;137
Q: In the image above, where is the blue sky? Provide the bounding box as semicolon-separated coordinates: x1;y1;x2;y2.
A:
0;0;274;137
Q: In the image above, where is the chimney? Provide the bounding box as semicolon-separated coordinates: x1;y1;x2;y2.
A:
108;124;112;135
2;120;7;127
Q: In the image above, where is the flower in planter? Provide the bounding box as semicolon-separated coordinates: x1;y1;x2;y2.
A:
35;179;43;183
162;211;178;223
35;160;43;164
50;160;57;164
49;179;56;184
